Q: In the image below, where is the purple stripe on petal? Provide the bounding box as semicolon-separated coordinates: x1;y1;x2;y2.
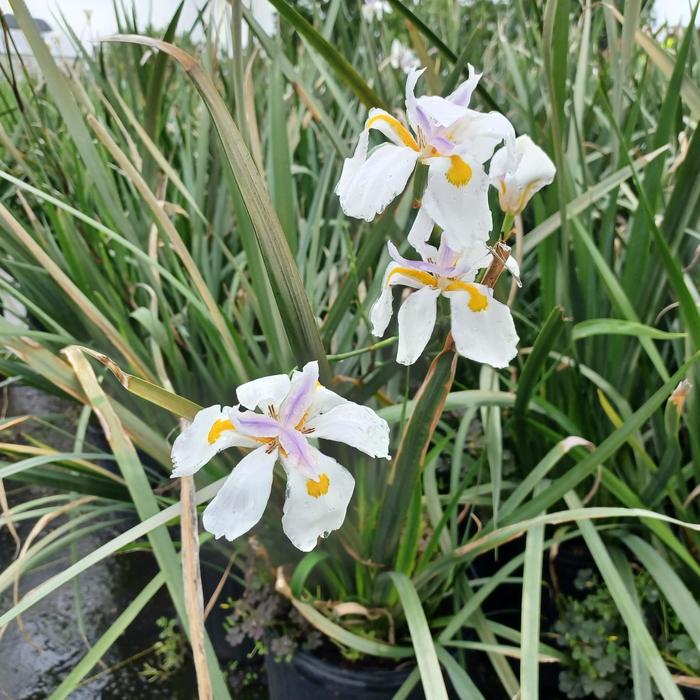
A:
278;428;318;478
435;239;461;272
230;410;280;438
414;104;432;138
280;361;319;426
387;241;439;271
429;133;456;153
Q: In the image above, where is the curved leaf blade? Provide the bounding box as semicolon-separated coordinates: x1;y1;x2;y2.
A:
387;572;449;700
104;35;330;380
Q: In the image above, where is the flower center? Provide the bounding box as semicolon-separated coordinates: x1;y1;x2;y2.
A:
259;436;286;456
365;116;472;189
417;147;472;187
306;473;330;498
207;418;235;445
387;267;489;312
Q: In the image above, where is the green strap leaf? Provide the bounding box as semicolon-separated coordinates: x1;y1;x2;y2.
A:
104;35;331;381
624;536;700;645
610;549;653;700
377;388;516;423
435;645;484;699
264;0;386;110
75;345;202;421
421;505;700;589
505;352;699;523
387;572;449;700
289;595;413;658
372;339;457;566
49;574;165;700
62;347;232;700
290;550;329;599
514;305;566;418
564;492;683;699
142;1;184;181
572;219;670;380
572;319;687;341
519;490;546;696
601;469;700;577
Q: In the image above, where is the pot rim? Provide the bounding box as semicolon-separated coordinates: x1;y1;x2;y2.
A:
274;648;416;688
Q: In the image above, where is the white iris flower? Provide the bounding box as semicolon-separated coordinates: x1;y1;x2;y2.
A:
336;65;514;248
361;0;392;21
490;134;556;216
171;361;390;552
389;39;419;74
370;239;519;368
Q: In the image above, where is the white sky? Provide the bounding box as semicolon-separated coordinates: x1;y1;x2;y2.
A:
0;1;206;40
0;1;279;57
653;0;699;25
0;0;697;55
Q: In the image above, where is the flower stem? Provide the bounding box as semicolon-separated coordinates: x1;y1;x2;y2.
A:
500;213;515;241
481;241;511;289
181;475;212;700
327;336;397;361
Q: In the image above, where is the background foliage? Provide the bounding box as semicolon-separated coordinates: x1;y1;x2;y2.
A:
0;0;699;697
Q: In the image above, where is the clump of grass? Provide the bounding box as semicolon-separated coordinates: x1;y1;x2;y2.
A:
0;0;698;697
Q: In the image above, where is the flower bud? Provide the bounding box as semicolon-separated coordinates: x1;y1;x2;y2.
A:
490;135;556;215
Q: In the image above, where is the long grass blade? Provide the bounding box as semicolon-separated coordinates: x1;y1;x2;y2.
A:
563;492;683;699
61;346;231;700
103;35;330;380
519;490;545;698
48;573;165;700
0;203;155;382
387;572;449;700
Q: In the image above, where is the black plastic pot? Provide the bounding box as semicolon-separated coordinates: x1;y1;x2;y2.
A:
265;650;422;700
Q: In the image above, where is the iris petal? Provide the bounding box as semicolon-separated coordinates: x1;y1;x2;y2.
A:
202;446;276;541
281;447;355;552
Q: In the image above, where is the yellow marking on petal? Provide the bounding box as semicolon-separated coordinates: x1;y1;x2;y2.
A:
670;379;691;413
306;473;330;498
387;266;438;288
516;182;538;213
501;181;542;215
445;155;472;188
444;279;489;312
207;419;235;445
295;411;309;431
366;114;419;151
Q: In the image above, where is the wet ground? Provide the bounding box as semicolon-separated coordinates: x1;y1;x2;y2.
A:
0;387;214;698
0;490;200;700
